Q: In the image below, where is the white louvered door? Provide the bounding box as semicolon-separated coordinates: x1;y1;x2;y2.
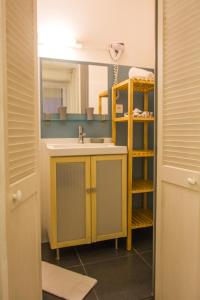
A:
1;0;41;299
156;1;200;299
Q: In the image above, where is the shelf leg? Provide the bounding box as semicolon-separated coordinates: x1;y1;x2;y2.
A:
56;248;60;261
127;229;132;251
115;238;118;250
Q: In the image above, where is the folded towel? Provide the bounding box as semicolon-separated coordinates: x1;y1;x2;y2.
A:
124;108;153;118
129;67;154;80
124;108;142;117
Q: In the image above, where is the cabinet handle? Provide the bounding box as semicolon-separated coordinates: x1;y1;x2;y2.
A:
86;188;91;193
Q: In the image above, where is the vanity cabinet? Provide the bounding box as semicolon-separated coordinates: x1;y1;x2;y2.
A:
49;155;127;250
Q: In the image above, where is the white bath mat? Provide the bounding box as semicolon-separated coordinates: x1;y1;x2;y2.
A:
42;261;97;300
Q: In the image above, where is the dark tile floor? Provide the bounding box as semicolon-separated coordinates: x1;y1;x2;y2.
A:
42;228;153;300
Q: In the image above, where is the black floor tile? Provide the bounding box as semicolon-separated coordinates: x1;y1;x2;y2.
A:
77;238;135;265
42;243;80;268
43;291;61;300
84;254;152;300
84;290;98;300
132;228;153;252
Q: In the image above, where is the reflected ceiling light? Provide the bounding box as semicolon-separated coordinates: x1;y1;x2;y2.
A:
38;25;82;49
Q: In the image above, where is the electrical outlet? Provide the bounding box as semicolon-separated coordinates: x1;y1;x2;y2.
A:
116;104;123;113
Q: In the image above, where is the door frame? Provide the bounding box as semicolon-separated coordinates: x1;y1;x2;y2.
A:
0;0;9;298
154;0;164;297
152;0;159;298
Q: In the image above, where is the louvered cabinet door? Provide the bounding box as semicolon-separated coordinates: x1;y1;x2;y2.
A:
156;1;200;299
50;156;91;249
91;155;127;242
1;0;41;299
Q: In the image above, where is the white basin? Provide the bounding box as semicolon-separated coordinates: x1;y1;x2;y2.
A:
48;143;115;149
46;142;127;156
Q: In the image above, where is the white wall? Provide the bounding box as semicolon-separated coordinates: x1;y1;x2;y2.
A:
38;0;155;242
37;0;155;68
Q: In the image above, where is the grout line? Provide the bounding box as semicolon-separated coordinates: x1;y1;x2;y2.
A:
75;248;100;300
92;288;100;300
77;251;137;267
75;248;88;275
134;248;152;269
67;263;84;269
134;248;152;254
139;249;152;254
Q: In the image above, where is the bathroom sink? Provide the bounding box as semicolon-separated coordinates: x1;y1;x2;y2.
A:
46;142;127;156
47;143;115;149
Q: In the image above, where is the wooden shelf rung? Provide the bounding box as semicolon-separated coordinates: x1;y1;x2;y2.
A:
131;209;153;229
113;116;154;123
132;179;153;194
112;78;154;93
131;150;154;157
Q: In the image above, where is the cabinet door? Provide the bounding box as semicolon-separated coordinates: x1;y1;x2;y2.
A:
91;155;127;242
50;156;91;248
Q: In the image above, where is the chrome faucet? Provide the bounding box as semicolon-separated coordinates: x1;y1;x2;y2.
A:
78;125;86;143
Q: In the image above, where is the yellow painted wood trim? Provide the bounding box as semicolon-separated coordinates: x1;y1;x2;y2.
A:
112;78;154;92
50;158;58;249
51;238;91;249
98;95;102;114
85;156;92;243
96;232;126;242
91;156;97;242
91;154;127;242
112;86;117;143
121;155;127;236
92;154;126;161
50;156;90;163
127;80;133;250
143;92;148;209
50;156;91;249
113;116;154;123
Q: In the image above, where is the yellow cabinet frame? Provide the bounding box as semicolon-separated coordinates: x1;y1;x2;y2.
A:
91;155;127;242
50;156;91;249
49;154;127;250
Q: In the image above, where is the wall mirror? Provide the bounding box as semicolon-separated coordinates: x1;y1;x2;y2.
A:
41;59;109;118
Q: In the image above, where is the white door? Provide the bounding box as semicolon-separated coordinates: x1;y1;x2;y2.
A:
156;1;200;299
0;0;41;299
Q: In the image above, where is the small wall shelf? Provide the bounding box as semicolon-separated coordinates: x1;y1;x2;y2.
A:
42;113;110;122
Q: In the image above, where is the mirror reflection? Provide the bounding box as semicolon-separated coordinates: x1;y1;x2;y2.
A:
41;59;108;116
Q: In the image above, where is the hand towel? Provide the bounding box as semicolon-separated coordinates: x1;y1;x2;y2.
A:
129;67;154;80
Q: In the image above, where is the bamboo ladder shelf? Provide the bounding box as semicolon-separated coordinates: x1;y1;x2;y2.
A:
112;78;154;250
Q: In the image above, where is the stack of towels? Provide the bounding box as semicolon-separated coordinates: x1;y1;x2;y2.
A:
129;67;154;80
